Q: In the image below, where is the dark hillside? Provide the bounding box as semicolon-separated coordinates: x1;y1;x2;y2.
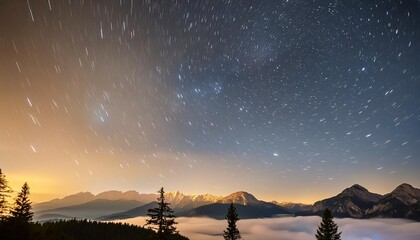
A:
0;219;189;240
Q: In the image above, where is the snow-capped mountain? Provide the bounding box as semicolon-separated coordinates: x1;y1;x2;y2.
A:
164;191;223;209
184;191;291;219
191;193;223;202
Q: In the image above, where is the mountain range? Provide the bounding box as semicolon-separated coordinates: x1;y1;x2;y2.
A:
310;184;382;218
33;190;224;221
33;183;420;222
306;183;420;221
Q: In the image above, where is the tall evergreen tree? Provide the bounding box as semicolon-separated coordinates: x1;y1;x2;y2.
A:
223;203;241;240
0;169;12;220
145;187;178;239
10;182;33;223
315;208;341;240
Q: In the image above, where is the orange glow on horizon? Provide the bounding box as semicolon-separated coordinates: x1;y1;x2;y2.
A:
6;171;318;204
8;174;69;203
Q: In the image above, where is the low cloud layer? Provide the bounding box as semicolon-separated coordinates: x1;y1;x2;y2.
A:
119;216;420;240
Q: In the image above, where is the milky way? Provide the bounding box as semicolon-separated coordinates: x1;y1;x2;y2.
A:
0;0;419;202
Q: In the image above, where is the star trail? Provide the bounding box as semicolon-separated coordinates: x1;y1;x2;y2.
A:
0;0;419;203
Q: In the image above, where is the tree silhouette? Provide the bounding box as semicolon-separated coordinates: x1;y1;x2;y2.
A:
0;169;12;220
145;187;178;239
223;203;241;240
315;208;341;240
10;182;33;223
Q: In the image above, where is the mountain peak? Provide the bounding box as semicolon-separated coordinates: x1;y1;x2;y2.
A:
191;194;223;202
59;191;95;202
365;183;420;220
312;184;382;218
219;191;260;205
391;183;418;197
227;191;256;199
394;183;415;192
95;190;142;201
350;184;367;191
340;184;375;198
165;191;186;201
389;183;420;205
230;191;249;195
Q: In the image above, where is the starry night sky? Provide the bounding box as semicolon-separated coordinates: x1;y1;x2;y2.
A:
1;0;419;203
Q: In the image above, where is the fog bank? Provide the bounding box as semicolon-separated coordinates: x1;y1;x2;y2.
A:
118;216;420;240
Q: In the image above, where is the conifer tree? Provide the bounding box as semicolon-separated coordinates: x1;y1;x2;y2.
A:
223;203;241;240
0;169;12;220
10;182;33;223
315;208;341;240
145;187;178;239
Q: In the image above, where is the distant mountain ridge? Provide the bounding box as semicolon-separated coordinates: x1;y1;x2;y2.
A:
35;199;144;221
33;183;420;221
33;190;221;212
185;202;291;219
97;202;158;221
365;183;420;220
273;201;312;213
307;183;420;221
33;192;96;212
98;192;293;220
33;190;223;221
161;191;223;210
311;184;382;218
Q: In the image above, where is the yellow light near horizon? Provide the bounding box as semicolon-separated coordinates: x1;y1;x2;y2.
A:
8;174;64;202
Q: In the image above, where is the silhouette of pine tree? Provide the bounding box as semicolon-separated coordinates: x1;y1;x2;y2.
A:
223;203;241;240
145;187;178;239
315;208;341;240
10;182;33;223
6;182;34;240
0;169;12;220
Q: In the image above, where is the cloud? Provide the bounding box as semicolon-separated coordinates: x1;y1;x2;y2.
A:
118;216;420;240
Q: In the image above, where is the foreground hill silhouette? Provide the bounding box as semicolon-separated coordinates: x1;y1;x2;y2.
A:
0;219;189;240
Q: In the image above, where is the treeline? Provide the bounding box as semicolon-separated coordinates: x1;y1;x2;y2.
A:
0;169;188;240
0;219;188;240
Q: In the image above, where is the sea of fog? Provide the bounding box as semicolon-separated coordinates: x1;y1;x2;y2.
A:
116;216;420;240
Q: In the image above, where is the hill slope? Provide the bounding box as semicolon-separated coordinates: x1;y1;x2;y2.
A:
34;199;143;220
310;184;382;218
365;183;420;221
185;202;291;219
97;202;157;220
